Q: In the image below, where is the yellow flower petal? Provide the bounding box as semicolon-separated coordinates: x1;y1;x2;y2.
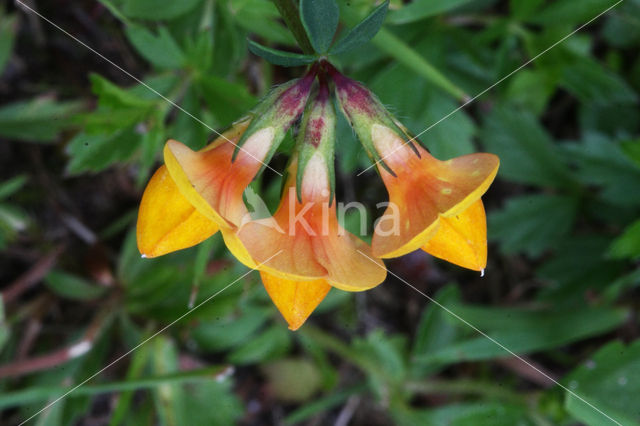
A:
260;271;331;330
137;166;218;258
422;199;487;271
371;124;499;258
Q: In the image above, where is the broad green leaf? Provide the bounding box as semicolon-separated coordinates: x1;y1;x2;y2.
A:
415;305;628;364
65;128;141;175
490;194;579;257
0;10;17;75
564;340;640;426
228;0;295;45
44;271;107;301
300;0;339;53
123;0;204;20
608;219;640;260
388;0;475;25
560;59;638;105
563;134;640;207
481;106;574;189
505;69;555;115
537;236;624;303
247;40;316;67
331;1;389;54
0;98;81;142
124;25;185;69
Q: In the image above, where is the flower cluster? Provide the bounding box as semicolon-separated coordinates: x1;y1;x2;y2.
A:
137;61;499;330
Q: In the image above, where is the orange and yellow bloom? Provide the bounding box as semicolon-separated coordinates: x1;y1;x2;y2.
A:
137;61;500;330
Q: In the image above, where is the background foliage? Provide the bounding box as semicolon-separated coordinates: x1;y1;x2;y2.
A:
1;0;639;425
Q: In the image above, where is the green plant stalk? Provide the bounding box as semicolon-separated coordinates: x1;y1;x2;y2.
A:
0;366;230;409
273;0;316;54
404;379;525;404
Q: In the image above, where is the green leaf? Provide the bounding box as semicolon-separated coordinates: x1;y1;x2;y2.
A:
44;271;107;301
608;219;640;260
122;0;204;20
284;385;366;425
532;0;622;27
65;128;141;175
124;25;185;69
228;325;291;364
228;0;295;45
411;285;462;376
560;59;638;105
197;74;255;127
564;340;640;426
191;307;271;352
89;74;155;109
480;106;574;189
300;0;339;53
563;134;640;207
621;139;640;168
0;98;81;142
415;305;628;364
0;10;17;75
509;0;545;20
331;1;389;54
247;40;316;67
489;194;579;258
387;0;475;25
392;402;530;426
0;175;28;200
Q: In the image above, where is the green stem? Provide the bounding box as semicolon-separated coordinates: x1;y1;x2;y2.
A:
404;380;525;404
273;0;315;54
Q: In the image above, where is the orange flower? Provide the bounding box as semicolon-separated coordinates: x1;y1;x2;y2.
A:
236;85;386;328
330;68;499;261
136;120;250;257
369;124;499;259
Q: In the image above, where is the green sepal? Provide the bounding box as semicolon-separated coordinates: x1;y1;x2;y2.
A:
248;40;317;67
231;76;315;167
295;89;337;205
330;1;389;55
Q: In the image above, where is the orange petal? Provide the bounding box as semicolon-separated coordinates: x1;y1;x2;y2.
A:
163;119;268;228
260;271;331;330
137;166;218;258
422;199;487;271
371;124;499;258
238;155;387;291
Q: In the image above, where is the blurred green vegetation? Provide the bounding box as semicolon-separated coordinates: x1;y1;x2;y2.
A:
0;0;639;425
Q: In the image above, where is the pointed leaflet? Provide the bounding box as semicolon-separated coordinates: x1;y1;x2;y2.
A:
331;1;389;54
300;0;339;53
